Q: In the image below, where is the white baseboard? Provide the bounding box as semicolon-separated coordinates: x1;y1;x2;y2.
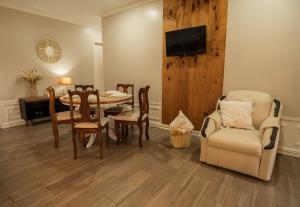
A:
278;116;300;157
0;99;25;129
0;120;25;129
135;101;161;123
149;120;168;129
149;120;202;137
277;146;300;158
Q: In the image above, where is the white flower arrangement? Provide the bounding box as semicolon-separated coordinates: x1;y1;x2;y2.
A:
21;68;43;84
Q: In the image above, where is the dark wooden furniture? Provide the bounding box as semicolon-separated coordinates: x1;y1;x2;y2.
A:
111;86;150;147
104;83;134;117
47;87;80;148
19;95;69;125
162;0;228;130
69;89;109;159
75;84;94;91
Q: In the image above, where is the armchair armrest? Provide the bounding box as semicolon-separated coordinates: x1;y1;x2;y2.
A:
273;99;281;117
260;116;280;150
260;99;282;150
263;127;279;150
200;111;222;138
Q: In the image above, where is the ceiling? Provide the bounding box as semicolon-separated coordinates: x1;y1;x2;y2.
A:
0;0;151;29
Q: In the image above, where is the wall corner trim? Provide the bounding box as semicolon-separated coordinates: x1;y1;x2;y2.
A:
101;0;157;17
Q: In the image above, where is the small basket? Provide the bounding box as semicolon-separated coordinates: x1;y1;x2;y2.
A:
170;129;192;148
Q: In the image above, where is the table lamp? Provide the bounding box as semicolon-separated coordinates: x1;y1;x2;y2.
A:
60;77;72;95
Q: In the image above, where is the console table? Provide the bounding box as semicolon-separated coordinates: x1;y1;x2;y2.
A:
19;96;69;125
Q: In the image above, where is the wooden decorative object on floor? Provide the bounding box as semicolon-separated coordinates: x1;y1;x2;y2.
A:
162;0;228;130
170;131;192;149
169;111;194;148
47;87;80;148
69;89;109;159
75;84;94;91
110;86;150;147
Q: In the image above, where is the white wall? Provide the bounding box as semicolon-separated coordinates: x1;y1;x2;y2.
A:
0;6;101;99
102;0;163;105
102;0;300;156
93;43;105;92
224;0;300;118
223;0;300;157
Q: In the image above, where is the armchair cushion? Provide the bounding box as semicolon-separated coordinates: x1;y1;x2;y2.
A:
226;90;273;129
219;100;254;129
208;128;262;156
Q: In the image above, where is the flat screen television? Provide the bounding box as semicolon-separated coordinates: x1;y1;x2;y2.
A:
166;25;206;57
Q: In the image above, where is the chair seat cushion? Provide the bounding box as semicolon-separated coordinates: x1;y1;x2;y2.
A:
110;111;147;122
208;128;262;156
74;117;109;129
56;111;81;121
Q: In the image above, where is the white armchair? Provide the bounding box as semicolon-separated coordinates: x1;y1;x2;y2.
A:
200;90;282;181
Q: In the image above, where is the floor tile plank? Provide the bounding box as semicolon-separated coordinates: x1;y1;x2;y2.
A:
117;189;152;207
145;183;182;207
106;171;150;203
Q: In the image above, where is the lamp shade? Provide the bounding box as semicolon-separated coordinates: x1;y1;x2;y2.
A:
60;77;72;85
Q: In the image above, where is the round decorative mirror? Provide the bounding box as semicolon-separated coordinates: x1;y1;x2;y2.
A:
36;39;62;63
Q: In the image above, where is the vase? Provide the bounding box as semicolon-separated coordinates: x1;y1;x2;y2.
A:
29;83;38;97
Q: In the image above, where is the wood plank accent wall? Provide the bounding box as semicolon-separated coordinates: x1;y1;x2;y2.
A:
162;0;228;129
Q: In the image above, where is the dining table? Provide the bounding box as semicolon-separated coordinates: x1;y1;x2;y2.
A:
59;91;133;107
59;91;133;147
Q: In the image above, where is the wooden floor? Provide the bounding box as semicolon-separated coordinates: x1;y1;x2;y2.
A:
0;123;299;207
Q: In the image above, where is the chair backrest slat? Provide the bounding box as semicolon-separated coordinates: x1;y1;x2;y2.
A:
68;90;101;126
138;86;150;120
75;84;94;92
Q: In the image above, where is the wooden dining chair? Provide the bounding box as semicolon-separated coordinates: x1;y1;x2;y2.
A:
69;89;109;159
47;87;81;148
75;84;96;114
117;83;135;110
75;84;94;91
110;86;150;147
104;83;134;117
